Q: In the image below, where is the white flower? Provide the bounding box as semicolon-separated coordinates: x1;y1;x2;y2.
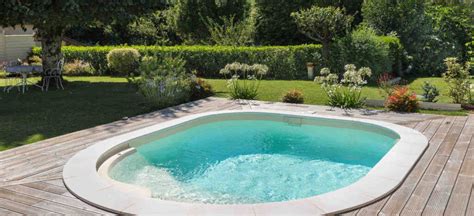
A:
320;67;331;75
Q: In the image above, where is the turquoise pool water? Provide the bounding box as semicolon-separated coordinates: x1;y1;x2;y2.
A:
109;115;398;204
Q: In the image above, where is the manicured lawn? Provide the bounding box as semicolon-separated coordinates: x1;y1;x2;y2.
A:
0;76;471;151
206;77;474;104
0;76;153;151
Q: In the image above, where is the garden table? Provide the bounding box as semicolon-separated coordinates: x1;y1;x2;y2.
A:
4;65;43;93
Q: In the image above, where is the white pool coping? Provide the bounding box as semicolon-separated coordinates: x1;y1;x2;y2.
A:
63;110;428;215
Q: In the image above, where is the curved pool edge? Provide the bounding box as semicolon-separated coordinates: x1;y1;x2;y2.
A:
63;110;428;215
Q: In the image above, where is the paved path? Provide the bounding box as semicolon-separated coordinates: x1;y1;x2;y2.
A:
0;97;472;215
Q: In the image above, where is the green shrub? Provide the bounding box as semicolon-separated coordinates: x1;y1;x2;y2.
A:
205;15;255;46
33;45;323;79
27;55;42;66
336;26;394;78
63;60;95;76
442;57;471;104
219;62;269;99
171;0;250;43
132;55;191;108
32;43;401;79
106;48;141;76
421;81;440;103
282;89;304;104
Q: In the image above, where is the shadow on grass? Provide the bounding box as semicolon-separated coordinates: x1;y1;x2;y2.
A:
0;80;212;151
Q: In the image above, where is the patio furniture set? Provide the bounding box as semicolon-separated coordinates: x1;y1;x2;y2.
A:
2;59;64;93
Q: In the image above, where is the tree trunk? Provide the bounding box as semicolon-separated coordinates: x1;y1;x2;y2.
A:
38;29;64;85
321;40;331;68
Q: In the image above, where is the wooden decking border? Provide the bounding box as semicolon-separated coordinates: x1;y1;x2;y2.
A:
0;97;472;215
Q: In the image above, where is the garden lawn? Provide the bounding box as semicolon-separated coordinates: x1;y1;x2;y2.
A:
0;76;471;151
206;77;474;104
0;76;153;151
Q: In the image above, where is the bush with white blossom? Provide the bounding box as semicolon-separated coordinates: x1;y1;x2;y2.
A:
220;62;269;99
133;55;191;108
315;64;372;110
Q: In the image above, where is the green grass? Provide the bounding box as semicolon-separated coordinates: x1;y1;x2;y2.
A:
0;76;154;151
0;76;471;151
207;77;474;104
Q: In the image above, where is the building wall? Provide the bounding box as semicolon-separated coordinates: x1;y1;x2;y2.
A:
0;30;5;61
0;25;38;62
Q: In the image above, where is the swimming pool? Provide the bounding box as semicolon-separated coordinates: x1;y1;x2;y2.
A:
63;110;428;215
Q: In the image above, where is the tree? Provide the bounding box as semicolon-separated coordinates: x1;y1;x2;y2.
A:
362;0;473;75
0;1;165;74
254;0;315;45
291;6;353;65
170;0;249;44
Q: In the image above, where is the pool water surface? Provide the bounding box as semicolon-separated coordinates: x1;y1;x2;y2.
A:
109;117;398;204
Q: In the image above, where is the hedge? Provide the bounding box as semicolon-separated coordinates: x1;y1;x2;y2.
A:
32;41;403;79
33;45;323;80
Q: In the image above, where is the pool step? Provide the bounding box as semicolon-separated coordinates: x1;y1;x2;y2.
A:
284;116;303;126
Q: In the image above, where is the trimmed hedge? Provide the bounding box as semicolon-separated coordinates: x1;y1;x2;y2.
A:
33;45;323;80
32;41;403;79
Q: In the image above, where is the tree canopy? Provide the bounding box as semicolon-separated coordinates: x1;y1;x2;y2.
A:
0;0;166;73
292;6;353;64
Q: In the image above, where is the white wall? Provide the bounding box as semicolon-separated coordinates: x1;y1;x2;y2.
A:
0;25;38;62
0;30;5;61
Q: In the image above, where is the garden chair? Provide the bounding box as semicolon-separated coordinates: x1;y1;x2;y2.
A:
2;61;21;92
42;58;65;91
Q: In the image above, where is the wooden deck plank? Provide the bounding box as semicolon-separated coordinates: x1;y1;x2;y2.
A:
3;185;110;214
424;116;474;215
32;201;100;216
0;187;43;206
355;196;389;215
42;179;65;187
24;182;69;195
350;121;426;215
0;186;99;215
358;118;446;215
466;185;474;216
445;133;474;215
400;116;468;215
0;208;22;216
0;197;58;215
379;117;454;215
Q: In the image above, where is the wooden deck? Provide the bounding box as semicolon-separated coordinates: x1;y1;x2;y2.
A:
0;97;473;215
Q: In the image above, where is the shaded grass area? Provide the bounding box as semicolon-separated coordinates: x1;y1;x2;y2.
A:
0;76;470;151
0;76;153;151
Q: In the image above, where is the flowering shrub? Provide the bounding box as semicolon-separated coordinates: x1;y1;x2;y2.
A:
190;75;214;100
282;89;304;104
63;60;95;76
133;55;191;108
385;86;419;112
219;62;269;99
442;57;471;104
315;64;372;110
